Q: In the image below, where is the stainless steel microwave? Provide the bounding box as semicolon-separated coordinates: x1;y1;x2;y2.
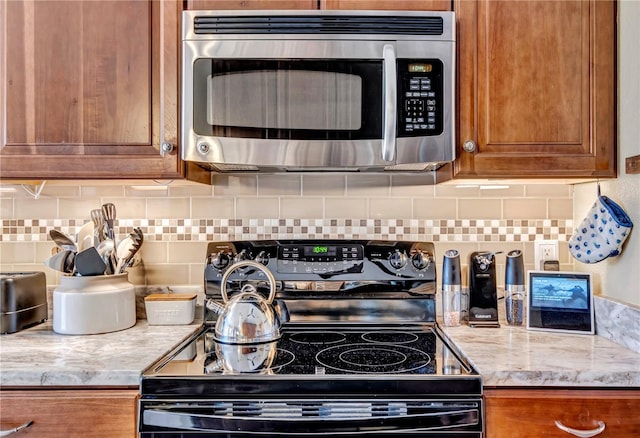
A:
182;10;455;173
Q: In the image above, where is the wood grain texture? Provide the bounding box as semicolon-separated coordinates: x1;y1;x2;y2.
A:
454;0;616;178
321;0;451;10
0;389;138;438
185;0;317;9
485;389;640;437
0;0;183;180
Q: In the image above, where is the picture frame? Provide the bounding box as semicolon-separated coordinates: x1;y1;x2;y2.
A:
527;270;595;335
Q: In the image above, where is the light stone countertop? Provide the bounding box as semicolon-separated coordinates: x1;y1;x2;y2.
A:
441;322;640;387
0;319;201;387
2;304;640;389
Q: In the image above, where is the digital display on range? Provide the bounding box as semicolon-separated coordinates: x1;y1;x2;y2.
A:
303;246;337;257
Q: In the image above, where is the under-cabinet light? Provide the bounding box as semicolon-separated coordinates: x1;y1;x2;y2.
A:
479;185;510;190
130;185;169;191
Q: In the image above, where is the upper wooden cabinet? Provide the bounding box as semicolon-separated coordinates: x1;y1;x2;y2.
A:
186;1;316;9
320;0;451;10
454;0;616;178
0;0;183;180
186;1;451;12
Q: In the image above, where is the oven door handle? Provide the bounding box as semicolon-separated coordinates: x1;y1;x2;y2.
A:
143;407;479;434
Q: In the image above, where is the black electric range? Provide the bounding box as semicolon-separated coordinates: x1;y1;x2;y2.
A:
140;240;483;437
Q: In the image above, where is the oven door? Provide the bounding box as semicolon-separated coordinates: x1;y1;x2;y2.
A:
140;398;482;437
181;39;453;171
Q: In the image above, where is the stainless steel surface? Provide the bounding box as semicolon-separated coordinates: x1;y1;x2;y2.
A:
209;260;284;344
49;229;77;252
143;400;480;434
382;43;397;162
554;420;606;438
0;420;34;436
208;341;279;373
100;203;117;242
115;227;144;274
181;10;455;173
463;139;477;153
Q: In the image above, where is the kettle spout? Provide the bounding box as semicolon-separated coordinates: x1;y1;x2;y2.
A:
205;299;226;315
273;299;290;324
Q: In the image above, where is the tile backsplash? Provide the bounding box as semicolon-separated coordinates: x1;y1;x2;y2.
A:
0;175;574;288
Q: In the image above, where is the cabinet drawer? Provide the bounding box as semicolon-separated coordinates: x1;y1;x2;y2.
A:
485;389;640;437
0;389;138;438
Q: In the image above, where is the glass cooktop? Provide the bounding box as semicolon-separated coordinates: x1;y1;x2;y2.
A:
149;324;471;378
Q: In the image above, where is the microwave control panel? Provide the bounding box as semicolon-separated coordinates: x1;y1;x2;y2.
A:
398;59;443;137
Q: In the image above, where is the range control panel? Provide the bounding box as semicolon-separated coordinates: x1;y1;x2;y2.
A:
204;240;436;282
397;59;443;137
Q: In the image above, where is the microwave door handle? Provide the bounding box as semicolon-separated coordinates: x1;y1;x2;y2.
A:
382;44;397;163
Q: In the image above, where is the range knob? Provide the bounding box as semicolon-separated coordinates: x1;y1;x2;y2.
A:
234;249;252;263
388;249;408;269
210;252;231;270
411;251;431;270
255;250;270;265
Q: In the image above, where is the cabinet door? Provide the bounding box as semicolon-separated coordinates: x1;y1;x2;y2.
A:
485;389;640;437
0;389;138;438
321;0;451;10
455;0;616;178
186;0;316;9
0;0;182;180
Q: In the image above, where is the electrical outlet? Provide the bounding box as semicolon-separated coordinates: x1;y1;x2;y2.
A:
534;240;559;270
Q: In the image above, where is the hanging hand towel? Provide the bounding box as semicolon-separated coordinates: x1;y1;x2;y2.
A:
569;185;633;264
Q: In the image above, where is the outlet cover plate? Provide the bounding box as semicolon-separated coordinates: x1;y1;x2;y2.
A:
534;240;559;270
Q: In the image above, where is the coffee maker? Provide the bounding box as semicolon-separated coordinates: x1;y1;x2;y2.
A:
468;251;500;327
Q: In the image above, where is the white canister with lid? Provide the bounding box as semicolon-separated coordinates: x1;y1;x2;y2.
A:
53;273;136;335
144;293;196;325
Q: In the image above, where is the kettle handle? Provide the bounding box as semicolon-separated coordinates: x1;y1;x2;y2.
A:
220;260;277;304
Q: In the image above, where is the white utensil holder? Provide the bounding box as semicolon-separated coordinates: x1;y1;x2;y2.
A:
53;273;136;335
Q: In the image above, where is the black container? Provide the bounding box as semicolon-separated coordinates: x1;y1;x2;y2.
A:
468;252;500;327
1;272;48;334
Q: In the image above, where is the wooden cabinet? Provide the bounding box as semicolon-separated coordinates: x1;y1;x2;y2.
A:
320;0;451;10
0;0;183;180
186;1;451;12
454;0;616;179
186;0;316;9
485;389;640;437
0;388;138;438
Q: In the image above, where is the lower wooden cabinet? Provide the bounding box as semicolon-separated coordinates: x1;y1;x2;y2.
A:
485;389;640;437
0;388;138;438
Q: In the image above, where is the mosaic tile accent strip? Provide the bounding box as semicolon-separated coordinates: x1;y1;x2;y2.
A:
0;218;573;243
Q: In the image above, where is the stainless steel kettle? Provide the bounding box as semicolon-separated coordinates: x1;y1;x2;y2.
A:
206;260;287;345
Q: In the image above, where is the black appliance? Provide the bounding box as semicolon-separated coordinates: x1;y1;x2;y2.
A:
468;251;500;328
139;240;483;437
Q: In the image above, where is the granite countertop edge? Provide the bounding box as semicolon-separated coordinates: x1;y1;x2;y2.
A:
0;320;202;388
2;308;640;388
440;322;640;389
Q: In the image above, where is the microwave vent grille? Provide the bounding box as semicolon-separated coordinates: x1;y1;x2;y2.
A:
193;15;444;36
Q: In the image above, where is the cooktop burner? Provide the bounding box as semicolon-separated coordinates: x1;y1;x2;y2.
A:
316;343;431;374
